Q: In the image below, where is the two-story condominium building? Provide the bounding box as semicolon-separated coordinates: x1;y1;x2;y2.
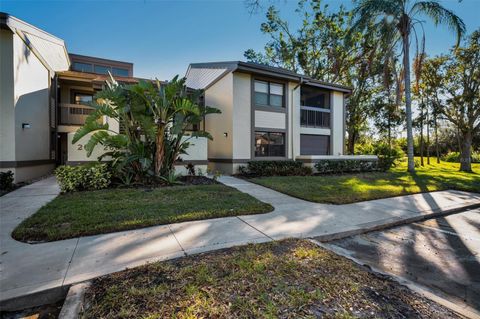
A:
1;12;355;182
186;62;351;174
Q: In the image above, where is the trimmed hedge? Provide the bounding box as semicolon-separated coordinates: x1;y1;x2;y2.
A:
315;159;379;174
55;163;112;193
239;160;312;177
0;171;14;190
442;151;480;163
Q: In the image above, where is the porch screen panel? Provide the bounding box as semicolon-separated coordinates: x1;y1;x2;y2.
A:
300;134;330;155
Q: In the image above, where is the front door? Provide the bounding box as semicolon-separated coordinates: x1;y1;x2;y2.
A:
56;133;68;165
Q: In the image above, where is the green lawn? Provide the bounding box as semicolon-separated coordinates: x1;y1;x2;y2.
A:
250;159;480;204
12;184;273;242
83;239;457;318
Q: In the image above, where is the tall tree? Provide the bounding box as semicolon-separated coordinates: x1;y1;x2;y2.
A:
245;1;383;153
351;0;465;172
422;55;448;163
371;53;404;147
441;30;480;172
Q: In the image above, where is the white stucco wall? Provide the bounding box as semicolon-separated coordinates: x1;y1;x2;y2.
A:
300;127;331;136
13;32;51;161
68;133;207;164
289;82;300;159
232;72;251;159
204;72;233;159
331;91;345;155
178;136;208;161
67;133;112;162
0;30;15;162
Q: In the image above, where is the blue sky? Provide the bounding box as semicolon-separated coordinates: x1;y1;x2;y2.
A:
1;0;479;80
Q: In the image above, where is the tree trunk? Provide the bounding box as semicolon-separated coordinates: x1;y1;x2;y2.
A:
434;113;440;163
347;129;357;155
459;130;472;172
387;98;392;149
420;101;424;166
154;125;166;176
457;127;462;155
426;105;430;165
402;31;415;172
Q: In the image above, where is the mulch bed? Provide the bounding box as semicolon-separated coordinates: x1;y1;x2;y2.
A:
178;175;219;185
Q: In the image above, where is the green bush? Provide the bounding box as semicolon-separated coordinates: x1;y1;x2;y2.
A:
315;159;379;174
241;160;312;176
354;141;375;155
442;151;480;163
0;171;14;190
373;143;405;171
55;163;112;193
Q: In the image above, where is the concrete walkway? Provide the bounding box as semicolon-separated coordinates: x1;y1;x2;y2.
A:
1;176;479;307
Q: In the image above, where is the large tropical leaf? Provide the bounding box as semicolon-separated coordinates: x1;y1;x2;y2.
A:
72;120;109;144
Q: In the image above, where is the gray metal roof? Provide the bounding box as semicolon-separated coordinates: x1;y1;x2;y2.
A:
0;12;70;72
187;61;352;93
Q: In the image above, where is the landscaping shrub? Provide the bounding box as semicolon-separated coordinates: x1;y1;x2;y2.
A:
0;171;14;190
442;151;480;163
185;163;196;176
242;160;312;176
55;163;111;193
315;159;379;174
373;143;405;171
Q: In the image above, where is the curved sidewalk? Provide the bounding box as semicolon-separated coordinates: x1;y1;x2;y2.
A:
1;176;479;307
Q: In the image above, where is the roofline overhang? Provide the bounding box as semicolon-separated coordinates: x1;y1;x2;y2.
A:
0;12;71;71
188;60;352;93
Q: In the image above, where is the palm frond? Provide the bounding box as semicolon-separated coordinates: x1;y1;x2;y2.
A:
72;120;109;144
351;0;402;32
412;1;466;47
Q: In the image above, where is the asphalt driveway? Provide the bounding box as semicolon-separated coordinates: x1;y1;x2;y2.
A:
322;208;480;317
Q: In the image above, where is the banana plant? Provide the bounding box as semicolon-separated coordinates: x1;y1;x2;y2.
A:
128;76;220;176
72;73;220;183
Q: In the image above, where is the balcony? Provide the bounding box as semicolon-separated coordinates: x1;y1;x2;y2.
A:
59;103;95;126
300;106;330;128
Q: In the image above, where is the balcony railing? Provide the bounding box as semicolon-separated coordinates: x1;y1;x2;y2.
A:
300;106;330;128
59;103;95;125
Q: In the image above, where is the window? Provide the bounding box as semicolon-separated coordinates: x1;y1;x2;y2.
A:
255;132;285;157
301;86;330;109
72;62;93;73
69;107;93;115
112;67;129;77
94;65;111;75
254;80;284;108
74;93;93;105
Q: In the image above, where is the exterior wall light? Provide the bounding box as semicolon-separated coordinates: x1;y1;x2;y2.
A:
223;132;228;137
22;123;31;129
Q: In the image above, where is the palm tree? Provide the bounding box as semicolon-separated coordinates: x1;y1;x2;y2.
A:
351;0;465;172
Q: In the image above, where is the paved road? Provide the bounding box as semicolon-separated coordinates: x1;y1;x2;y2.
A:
323;209;480;316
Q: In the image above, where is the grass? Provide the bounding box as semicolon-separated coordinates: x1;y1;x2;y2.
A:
12;184;273;242
250;158;480;204
83;239;458;318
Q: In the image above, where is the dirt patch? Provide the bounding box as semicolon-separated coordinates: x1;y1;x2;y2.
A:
0;301;63;319
82;239;459;318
